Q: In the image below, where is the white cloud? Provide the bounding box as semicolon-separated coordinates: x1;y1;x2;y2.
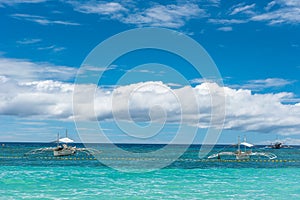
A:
0;0;46;6
208;18;248;24
70;1;207;28
11;14;80;26
0;57;77;81
239;78;295;90
16;38;42;45
208;1;300;27
251;0;300;25
261;137;300;145
0;59;299;136
37;45;66;52
122;4;207;28
278;0;300;7
0;79;74;119
166;82;183;87
265;1;276;11
190;78;206;84
1;73;300;136
73;81;300;136
208;0;220;6
282;137;300;144
71;1;127;15
223;87;299;134
217;26;233;31
230;3;256;15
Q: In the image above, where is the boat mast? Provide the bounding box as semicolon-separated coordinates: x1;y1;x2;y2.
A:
57;132;59;147
244;135;246;152
238;136;240;153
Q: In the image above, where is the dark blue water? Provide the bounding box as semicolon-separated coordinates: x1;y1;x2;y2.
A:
1;143;299;168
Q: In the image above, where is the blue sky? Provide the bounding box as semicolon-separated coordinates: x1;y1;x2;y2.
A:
0;0;300;144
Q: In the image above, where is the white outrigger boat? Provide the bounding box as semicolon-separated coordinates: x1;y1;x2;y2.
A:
264;136;292;149
53;130;76;156
25;130;101;157
208;136;277;160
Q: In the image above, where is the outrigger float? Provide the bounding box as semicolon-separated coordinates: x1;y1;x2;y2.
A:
208;136;277;160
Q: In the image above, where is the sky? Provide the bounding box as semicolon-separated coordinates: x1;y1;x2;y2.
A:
0;0;300;145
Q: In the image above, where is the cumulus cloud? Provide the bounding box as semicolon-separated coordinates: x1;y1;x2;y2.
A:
0;78;74;119
223;87;299;134
1;74;300;136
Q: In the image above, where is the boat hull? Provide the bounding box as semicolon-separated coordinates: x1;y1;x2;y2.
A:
53;149;76;156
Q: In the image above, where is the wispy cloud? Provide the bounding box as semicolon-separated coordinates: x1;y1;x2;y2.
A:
265;1;276;11
208;18;248;24
280;0;300;7
245;78;295;89
70;1;208;28
217;26;233;31
16;39;65;52
208;1;300;27
0;57;77;81
122;4;207;28
70;1;127;15
79;64;117;73
230;3;256;15
16;38;42;45
11;14;80;26
190;78;206;84
232;78;295;91
0;0;46;6
251;0;300;25
251;7;300;25
207;0;221;6
37;45;66;52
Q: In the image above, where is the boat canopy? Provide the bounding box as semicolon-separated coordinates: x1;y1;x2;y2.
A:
241;142;254;147
59;137;74;143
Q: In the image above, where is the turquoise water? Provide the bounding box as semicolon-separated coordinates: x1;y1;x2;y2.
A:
1;167;300;199
1;143;300;199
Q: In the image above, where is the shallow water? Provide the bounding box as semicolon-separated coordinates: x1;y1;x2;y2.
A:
1;143;300;199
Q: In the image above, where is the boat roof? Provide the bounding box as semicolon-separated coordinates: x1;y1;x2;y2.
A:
241;142;254;147
59;137;74;143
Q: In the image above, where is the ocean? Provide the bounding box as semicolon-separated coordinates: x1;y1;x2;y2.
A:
0;143;299;199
